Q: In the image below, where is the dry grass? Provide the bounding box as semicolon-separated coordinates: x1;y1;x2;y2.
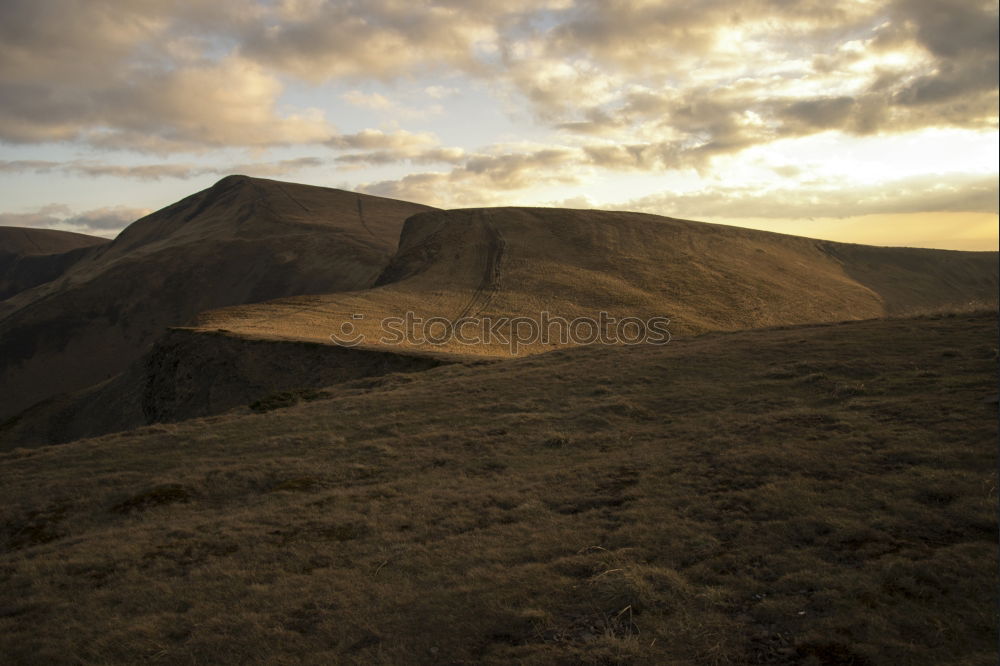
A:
197;207;998;357
1;312;997;665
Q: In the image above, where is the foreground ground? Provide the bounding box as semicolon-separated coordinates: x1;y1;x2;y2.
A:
1;311;997;665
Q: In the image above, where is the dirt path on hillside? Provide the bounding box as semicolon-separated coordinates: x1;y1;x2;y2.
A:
454;210;506;321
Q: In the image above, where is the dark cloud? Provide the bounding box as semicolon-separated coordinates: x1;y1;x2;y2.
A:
893;0;998;59
886;0;999;120
781;97;855;129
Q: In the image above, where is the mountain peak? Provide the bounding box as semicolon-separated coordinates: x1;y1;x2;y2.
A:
210;174;257;192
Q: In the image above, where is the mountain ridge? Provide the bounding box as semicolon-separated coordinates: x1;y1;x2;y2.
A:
1;176;996;443
0;176;435;420
197;205;998;355
0;227;109;302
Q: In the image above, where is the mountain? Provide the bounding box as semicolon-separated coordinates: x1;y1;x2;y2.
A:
2;197;996;450
0;176;434;421
0;226;109;301
197;206;998;356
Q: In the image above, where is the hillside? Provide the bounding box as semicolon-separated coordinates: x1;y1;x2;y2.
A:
198;206;998;356
0;227;107;257
1;312;995;665
2;191;996;450
0;176;434;421
0;227;109;301
0;331;460;449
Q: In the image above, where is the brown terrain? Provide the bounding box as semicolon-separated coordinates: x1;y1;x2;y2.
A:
0;176;433;422
199;207;998;354
0;226;109;302
1;312;996;665
0;176;997;665
2;179;996;448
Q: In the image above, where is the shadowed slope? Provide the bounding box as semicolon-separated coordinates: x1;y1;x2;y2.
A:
0;227;109;301
0;176;434;420
198;207;999;357
0;227;107;256
0;330;457;449
1;313;995;665
822;242;999;313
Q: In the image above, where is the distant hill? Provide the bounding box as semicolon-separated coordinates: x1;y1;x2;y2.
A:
0;176;434;421
0;226;107;256
0;226;109;301
198;206;999;356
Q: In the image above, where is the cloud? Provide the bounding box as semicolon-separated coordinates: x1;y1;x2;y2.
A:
355;132;999;217
0;160;63;174
334;147;466;167
62;206;150;232
0;0;995;230
326;130;464;166
0;204;149;236
357;145;584;205
888;0;998;118
0;0;994;159
780;97;856;130
235;1;554;81
0;56;333;150
88;57;333;151
0;1;331;150
327;129;438;151
0;204;72;229
618;174;1000;220
225;157;325;178
0;157;324;180
340;89;445;120
341;91;394;110
425;85;459;99
503;0;997;164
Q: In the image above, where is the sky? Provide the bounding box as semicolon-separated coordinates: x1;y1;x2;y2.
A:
0;0;997;250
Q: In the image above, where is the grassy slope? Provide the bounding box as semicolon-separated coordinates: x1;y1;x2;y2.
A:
5;206;996;450
198;207;998;357
1;311;996;665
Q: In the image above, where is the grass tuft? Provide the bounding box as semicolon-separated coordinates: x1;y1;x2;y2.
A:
110;484;193;514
